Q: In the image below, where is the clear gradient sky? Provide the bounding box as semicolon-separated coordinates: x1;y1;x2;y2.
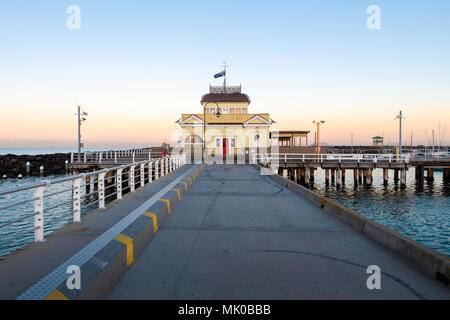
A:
0;1;449;148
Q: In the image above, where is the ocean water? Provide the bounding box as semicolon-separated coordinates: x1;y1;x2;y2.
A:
0;173;117;258
302;168;450;257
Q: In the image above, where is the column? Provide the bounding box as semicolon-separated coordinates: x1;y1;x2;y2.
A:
417;166;424;185
304;167;310;184
300;168;305;183
426;168;434;181
400;168;407;188
383;168;388;185
325;169;330;185
336;169;341;188
443;168;450;183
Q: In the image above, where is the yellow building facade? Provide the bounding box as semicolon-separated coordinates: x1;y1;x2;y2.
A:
177;85;274;157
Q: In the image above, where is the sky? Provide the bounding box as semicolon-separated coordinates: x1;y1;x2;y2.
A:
0;0;449;148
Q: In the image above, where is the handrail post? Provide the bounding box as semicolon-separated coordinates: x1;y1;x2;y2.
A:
149;161;153;182
70;152;74;163
165;157;169;174
133;152;135;163
72;175;83;222
115;152;117;163
160;159;165;177
155;160;159;179
140;163;145;187
130;165;136;192
98;172;106;209
99;153;102;164
116;168;123;199
84;152;87;163
33;183;48;242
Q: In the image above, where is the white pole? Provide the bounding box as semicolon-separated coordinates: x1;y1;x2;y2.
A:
33;184;47;242
98;172;106;209
72;176;83;222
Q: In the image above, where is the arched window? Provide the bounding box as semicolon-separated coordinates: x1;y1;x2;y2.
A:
185;134;203;144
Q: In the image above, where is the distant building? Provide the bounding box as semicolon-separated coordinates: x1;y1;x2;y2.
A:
372;136;384;146
270;131;310;147
176;85;275;156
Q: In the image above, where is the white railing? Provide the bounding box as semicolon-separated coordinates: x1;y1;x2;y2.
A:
70;148;160;164
0;153;185;246
252;153;411;164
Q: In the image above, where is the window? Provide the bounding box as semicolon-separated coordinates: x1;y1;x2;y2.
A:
215;137;221;148
253;134;261;147
230;137;236;148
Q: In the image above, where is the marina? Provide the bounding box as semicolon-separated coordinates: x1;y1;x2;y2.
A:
1;1;449;304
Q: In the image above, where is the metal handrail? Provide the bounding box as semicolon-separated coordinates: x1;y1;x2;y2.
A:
0;153;186;248
252;153;411;164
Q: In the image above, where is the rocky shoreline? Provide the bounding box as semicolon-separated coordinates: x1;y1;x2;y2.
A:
0;153;70;178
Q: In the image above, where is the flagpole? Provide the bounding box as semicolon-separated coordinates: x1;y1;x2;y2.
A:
223;61;227;93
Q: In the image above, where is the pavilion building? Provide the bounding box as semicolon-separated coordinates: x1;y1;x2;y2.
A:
177;85;275;161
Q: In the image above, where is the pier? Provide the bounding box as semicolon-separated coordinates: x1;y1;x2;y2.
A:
254;153;450;188
0;157;449;300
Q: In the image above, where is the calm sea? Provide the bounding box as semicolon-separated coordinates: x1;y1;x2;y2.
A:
305;168;450;257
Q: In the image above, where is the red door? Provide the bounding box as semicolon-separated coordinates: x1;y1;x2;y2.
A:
222;138;228;155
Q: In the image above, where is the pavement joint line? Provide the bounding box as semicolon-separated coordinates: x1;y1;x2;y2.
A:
159;198;171;214
142;212;158;232
15;164;200;300
114;234;134;267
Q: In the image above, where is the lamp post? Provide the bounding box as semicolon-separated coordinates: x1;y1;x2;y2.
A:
74;105;88;162
203;101;220;162
395;110;404;154
312;120;325;158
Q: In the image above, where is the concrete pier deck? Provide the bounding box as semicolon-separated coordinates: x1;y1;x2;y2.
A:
108;165;450;299
0;164;195;300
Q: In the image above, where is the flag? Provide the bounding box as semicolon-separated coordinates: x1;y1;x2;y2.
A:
214;70;226;78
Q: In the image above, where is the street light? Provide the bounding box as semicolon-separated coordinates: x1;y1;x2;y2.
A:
74;105;88;162
395;110;404;155
203;101;220;161
312;120;325;157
